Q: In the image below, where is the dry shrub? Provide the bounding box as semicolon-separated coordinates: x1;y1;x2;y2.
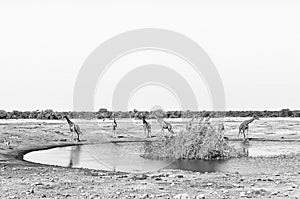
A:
142;119;245;160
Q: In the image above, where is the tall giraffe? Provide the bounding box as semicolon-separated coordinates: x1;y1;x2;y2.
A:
186;115;198;131
142;116;151;138
112;116;118;138
152;113;174;134
238;115;259;141
64;116;82;142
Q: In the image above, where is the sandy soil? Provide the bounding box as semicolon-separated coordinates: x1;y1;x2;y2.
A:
1;119;300;199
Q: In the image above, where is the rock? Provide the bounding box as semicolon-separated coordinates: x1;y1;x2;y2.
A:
252;188;266;195
140;193;149;199
132;174;148;180
26;188;34;194
271;191;279;195
291;184;298;188
31;182;43;186
195;194;205;199
77;186;83;191
207;183;213;186
239;192;247;197
176;175;184;178
173;193;190;199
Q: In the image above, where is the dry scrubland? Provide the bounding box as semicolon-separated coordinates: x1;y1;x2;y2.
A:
0;118;300;198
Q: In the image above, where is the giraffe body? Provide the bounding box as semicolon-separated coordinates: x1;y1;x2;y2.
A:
153;114;174;134
238;116;259;141
186;115;198;131
64;116;82;142
112;117;118;138
3;138;11;149
142;117;151;138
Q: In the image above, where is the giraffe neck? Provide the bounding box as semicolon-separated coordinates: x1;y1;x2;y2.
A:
155;116;165;124
245;118;255;125
65;116;73;125
142;118;147;124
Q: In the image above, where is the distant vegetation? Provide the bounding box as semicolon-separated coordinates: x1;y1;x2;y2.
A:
0;108;299;120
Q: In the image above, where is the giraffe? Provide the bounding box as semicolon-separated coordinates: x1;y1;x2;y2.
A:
3;138;11;149
112;116;118;138
142;116;151;138
186;115;198;131
218;123;225;133
238;115;259;141
151;113;174;135
63;116;82;142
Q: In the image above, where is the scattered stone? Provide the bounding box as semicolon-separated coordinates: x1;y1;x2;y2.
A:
195;194;205;199
173;193;190;199
271;191;280;195
176;175;184;178
26;188;34;194
252;188;266;195
77;186;84;191
31;182;43;186
131;174;148;180
291;184;298;188
239;192;247;197
140;193;149;199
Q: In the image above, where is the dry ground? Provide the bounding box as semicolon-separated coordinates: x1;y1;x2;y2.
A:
0;119;300;199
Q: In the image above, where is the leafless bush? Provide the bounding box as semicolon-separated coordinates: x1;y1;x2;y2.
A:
142;119;245;160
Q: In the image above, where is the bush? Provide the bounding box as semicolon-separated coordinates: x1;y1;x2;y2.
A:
142;119;245;160
0;110;7;119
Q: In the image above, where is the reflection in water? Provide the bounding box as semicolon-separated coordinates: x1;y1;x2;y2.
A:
166;159;224;172
68;145;81;168
240;142;250;157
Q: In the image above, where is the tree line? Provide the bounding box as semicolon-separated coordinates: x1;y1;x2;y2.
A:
0;108;299;120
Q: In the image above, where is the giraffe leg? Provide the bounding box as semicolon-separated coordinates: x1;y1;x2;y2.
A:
143;126;147;138
246;128;249;141
243;130;247;142
75;130;80;142
113;129;116;138
161;127;164;134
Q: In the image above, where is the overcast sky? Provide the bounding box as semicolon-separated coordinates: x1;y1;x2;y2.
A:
0;0;299;111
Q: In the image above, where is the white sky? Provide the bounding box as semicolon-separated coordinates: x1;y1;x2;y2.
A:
0;0;299;111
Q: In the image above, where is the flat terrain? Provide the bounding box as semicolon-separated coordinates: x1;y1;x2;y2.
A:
1;118;300;198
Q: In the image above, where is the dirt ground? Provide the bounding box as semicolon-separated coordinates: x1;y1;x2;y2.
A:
0;119;300;199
